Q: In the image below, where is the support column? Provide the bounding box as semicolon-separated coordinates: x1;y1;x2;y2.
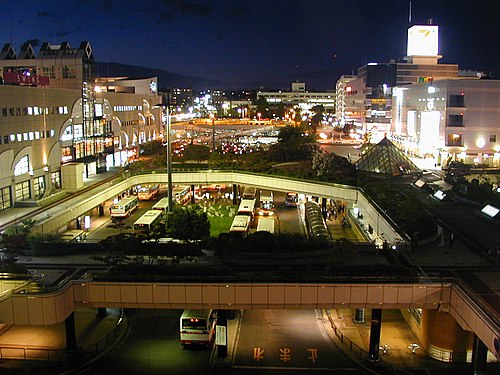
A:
65;312;77;350
472;334;487;375
217;310;228;359
98;204;105;216
321;197;327;219
97;307;107;318
232;184;238;205
368;309;382;362
190;184;195;204
354;308;365;323
75;217;81;229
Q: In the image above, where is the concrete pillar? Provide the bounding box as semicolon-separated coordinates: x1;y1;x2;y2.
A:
65;312;77;350
217;310;228;358
354;308;365;323
472;334;487;374
190;184;195;204
75;217;81;229
232;184;238;205
321;197;327;219
98;204;105;216
368;309;382;362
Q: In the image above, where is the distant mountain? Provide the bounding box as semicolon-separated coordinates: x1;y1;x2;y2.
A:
94;62;228;91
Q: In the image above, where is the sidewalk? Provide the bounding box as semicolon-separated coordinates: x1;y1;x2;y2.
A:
0;307;124;372
0;170;120;229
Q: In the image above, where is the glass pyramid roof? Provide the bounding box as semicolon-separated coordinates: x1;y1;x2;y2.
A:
355;137;421;176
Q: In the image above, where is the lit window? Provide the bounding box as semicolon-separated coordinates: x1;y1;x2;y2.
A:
28;107;33;115
17;134;22;142
10;134;16;142
29;132;34;140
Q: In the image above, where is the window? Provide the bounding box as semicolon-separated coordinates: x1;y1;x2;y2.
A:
15;180;31;201
51;171;61;189
0;186;12;211
448;94;465;107
447;114;464;127
490;135;497;143
33;176;46;199
14;156;30;176
2;108;7;116
446;134;463;147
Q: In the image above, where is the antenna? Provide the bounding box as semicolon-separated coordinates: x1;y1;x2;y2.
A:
408;1;412;24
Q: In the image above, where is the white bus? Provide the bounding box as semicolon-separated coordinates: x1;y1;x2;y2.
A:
285;191;299;207
241;186;256;199
256;217;275;234
152;197;170;214
229;215;251;234
180;309;217;347
238;198;256;218
110;196;139;218
173;186;192;205
133;210;163;231
137;185;159;200
258;190;274;216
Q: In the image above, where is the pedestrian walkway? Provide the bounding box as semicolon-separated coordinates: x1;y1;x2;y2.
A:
0;307;124;371
0;170;120;229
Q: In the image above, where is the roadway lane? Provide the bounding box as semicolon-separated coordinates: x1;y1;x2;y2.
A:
232;310;365;374
84;309;214;375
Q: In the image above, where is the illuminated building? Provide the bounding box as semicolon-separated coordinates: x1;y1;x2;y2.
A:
391;79;500;167
0;42;162;211
337;21;459;142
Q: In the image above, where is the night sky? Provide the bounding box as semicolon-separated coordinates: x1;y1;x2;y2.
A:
1;0;499;90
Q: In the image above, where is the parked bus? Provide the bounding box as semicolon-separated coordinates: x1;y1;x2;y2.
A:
256;217;275;234
258;190;274;216
133;210;163;231
152;197;170;214
179;309;217;347
173;186;192;205
137;185;159;200
110;196;139;218
241;186;256;199
238;198;256;218
229;215;251;235
285;192;299;207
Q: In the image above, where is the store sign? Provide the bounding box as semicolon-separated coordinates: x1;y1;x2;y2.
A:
215;325;226;346
3;72;50;86
407;25;439;56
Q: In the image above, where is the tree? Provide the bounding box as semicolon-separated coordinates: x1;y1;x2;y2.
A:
311;149;357;184
255;96;270;119
0;219;37;265
310;105;325;132
165;205;210;242
181;144;211;162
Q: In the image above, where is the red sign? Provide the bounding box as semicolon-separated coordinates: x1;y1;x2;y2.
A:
3;72;50;86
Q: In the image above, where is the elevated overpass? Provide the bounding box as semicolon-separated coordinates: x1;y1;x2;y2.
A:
0;279;498;358
30;170;407;246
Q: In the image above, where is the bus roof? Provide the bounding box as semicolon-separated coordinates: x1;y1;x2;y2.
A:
152;197;170;209
133;210;162;225
180;309;212;319
230;215;250;231
238;199;255;213
257;217;275;233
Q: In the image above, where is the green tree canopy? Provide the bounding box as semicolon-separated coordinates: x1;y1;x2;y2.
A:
165;205;210;242
311;149;357;184
181;144;211;162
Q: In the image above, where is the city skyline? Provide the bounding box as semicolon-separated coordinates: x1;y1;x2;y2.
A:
1;0;499;90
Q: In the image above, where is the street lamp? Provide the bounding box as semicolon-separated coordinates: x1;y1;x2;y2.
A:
160;91;174;213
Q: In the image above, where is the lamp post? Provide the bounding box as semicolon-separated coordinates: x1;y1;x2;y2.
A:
164;91;173;213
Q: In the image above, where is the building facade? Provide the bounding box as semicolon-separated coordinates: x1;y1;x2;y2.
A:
391;79;500;167
337;24;459;142
258;82;336;112
0;42;162;210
